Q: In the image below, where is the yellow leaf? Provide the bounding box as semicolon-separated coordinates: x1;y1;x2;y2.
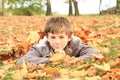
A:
55;78;81;80
103;62;110;71
50;53;65;62
92;53;104;59
24;70;46;79
13;70;24;80
70;70;87;77
25;73;38;79
7;38;14;48
93;62;110;71
85;76;101;80
26;31;40;43
14;60;28;79
59;69;69;75
0;72;5;79
22;60;28;74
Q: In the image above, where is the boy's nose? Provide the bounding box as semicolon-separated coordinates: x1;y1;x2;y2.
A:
55;39;60;44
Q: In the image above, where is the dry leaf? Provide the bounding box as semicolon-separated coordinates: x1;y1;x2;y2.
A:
0;16;120;80
70;69;87;77
13;70;24;80
22;60;28;74
92;53;104;59
50;53;65;62
24;70;46;79
87;66;97;76
93;62;110;71
26;31;40;43
13;60;28;79
42;67;59;74
59;69;69;75
85;76;101;80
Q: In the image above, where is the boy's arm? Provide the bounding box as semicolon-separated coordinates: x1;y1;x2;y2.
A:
70;36;101;60
16;45;49;65
77;44;101;60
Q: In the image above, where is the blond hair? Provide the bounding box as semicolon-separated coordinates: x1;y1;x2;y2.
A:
44;17;73;37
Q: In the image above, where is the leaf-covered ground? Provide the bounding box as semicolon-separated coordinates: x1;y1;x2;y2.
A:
0;15;120;80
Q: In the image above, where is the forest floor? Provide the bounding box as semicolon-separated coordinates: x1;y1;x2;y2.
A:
0;15;120;80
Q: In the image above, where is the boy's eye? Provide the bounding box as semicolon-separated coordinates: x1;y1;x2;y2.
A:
51;36;55;39
59;36;64;38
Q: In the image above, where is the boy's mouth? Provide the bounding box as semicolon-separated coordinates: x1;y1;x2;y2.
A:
54;46;60;49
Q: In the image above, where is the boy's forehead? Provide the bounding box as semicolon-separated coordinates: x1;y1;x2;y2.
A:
50;27;66;31
49;29;67;33
48;32;67;36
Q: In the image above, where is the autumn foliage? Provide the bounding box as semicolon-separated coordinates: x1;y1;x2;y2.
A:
0;15;120;80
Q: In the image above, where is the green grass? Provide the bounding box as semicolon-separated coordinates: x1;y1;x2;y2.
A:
0;50;10;54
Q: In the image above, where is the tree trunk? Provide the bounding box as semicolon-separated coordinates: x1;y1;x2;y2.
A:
72;0;79;16
69;0;73;16
46;0;52;16
116;0;120;14
99;0;102;15
0;0;3;16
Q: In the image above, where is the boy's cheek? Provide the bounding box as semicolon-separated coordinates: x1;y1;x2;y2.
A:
47;39;54;43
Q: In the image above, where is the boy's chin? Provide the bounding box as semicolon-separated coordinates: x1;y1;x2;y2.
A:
54;48;63;51
54;49;65;53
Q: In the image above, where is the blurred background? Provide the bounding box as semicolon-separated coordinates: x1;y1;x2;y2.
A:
0;0;119;16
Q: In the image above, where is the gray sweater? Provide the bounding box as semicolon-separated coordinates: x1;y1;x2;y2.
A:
16;36;100;65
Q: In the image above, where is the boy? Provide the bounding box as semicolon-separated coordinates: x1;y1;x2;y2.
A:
16;17;101;65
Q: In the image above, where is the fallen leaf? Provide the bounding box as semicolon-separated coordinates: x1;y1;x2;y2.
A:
42;67;59;74
50;53;65;62
24;70;46;79
26;31;40;44
93;62;110;71
85;76;101;80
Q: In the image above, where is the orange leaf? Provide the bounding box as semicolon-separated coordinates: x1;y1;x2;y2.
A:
42;67;59;74
50;53;65;62
87;66;97;76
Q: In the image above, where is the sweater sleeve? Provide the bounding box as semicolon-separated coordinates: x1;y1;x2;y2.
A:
78;44;101;60
16;37;50;65
70;36;101;60
16;46;49;65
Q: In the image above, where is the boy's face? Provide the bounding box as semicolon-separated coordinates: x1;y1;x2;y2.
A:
47;32;72;52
